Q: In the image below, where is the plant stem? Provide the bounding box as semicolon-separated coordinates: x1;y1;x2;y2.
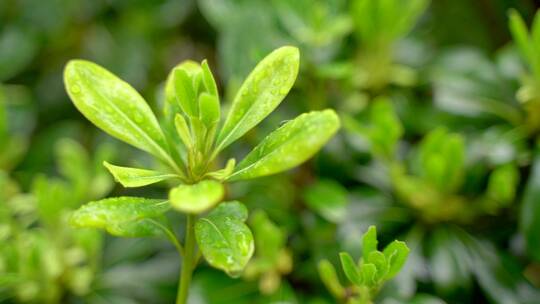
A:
176;214;196;304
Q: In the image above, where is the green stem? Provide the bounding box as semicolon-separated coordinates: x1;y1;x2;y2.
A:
176;214;196;304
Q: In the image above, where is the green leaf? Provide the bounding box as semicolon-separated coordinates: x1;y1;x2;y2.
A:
362;226;378;261
205;158;236;180
169;180;224;214
195;201;254;277
201;59;218;97
250;210;285;261
103;161;180;188
368;251;388;281
509;9;534;70
487;164;519;204
215;46;300;152
63;60;175;169
318;259;345;299
70;197;170;238
55;138;90;198
360;263;378;287
199;92;220;128
383;240;410;279
175;113;193;149
172;62;202;117
339;252;362;286
229;110;340;181
303;179;348;223
521;148;540;261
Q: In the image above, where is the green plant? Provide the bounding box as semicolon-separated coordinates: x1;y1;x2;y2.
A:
346;98;519;222
63;46;340;303
348;0;429;90
0;139;114;303
318;226;410;304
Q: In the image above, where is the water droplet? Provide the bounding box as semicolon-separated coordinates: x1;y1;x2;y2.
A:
71;85;81;94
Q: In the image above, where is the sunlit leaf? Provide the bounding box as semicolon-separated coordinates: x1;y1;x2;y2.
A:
169;180;224;214
104;161;180;188
63;60;175;170
229;110;340;181
215;46;300;152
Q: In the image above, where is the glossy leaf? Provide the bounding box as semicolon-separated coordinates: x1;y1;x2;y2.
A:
169;180;224;214
215;46;300;152
63;60;173;167
70;197;170;238
229;110;340;181
339;252;362;286
103;161;180;188
195;201;254;277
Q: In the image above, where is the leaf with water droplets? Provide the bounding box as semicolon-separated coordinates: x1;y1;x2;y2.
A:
103;161;180;188
215;46;300;153
70;197;171;238
229;110;340;181
63;60;176;170
195;201;254;277
169;180;224;214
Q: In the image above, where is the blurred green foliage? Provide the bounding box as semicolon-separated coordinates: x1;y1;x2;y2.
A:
2;0;540;303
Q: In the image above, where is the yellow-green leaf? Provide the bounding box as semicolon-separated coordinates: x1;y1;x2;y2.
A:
229;110;340;181
103;161;180;188
63;60;175;169
215;46;300;153
169;180;224;214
